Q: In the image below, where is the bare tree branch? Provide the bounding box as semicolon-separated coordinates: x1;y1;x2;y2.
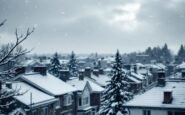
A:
0;27;35;65
0;19;7;27
0;20;35;113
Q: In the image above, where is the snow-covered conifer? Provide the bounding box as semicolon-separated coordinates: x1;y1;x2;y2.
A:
49;52;61;77
98;50;133;115
68;51;78;77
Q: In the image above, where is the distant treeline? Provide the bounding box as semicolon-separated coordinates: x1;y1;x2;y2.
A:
123;44;185;64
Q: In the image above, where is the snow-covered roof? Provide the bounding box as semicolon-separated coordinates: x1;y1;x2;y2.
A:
12;82;56;106
23;59;39;66
176;62;185;69
104;68;112;72
104;57;115;63
131;72;145;80
125;81;185;109
90;74;111;87
127;76;142;84
41;59;50;65
137;69;147;74
59;59;69;64
136;63;145;68
137;69;152;76
169;73;182;79
156;63;166;69
9;108;26;115
21;73;77;96
146;63;165;70
67;78;104;92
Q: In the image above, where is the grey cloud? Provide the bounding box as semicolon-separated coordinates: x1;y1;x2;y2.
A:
0;0;185;54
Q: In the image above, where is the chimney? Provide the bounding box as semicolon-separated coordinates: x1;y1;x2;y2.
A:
182;70;185;77
79;70;84;80
33;66;47;76
6;82;12;89
163;90;173;104
157;70;166;87
59;69;70;81
84;67;91;78
133;64;137;73
93;69;99;77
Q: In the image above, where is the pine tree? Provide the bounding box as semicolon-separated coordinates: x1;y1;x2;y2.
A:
49;52;61;77
98;50;133;115
176;45;185;63
162;43;172;64
68;51;78;77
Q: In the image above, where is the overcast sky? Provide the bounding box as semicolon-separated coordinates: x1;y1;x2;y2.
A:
0;0;185;54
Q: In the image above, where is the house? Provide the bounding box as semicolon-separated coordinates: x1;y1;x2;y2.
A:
90;74;111;88
18;70;77;115
129;72;147;88
125;78;185;115
125;75;142;94
168;70;185;81
90;69;143;94
67;75;104;115
145;63;166;82
175;62;185;72
12;81;57;115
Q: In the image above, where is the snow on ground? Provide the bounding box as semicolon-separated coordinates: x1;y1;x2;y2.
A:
12;82;56;106
125;81;185;109
21;73;77;96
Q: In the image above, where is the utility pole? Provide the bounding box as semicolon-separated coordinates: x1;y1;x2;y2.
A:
30;92;32;115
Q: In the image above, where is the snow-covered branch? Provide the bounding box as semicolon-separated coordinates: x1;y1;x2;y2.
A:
0;27;34;66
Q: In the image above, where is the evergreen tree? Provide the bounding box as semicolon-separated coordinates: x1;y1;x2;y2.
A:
98;50;133;115
49;52;61;77
68;51;78;77
176;45;185;63
161;43;172;64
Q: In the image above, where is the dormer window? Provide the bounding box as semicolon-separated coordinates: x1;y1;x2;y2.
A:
78;96;89;107
82;96;89;105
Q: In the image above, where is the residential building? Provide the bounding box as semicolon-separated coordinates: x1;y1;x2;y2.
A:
12;82;57;115
67;75;104;115
125;79;185;115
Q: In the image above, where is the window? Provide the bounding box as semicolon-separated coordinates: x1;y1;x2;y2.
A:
78;112;85;115
92;111;95;115
168;111;173;115
32;110;37;115
85;111;91;115
64;95;72;106
78;97;82;106
168;111;185;115
64;112;72;115
82;96;89;105
42;107;48;115
174;112;185;115
143;110;150;115
55;98;61;109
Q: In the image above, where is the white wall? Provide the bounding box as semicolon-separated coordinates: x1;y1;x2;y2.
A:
129;108;167;115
